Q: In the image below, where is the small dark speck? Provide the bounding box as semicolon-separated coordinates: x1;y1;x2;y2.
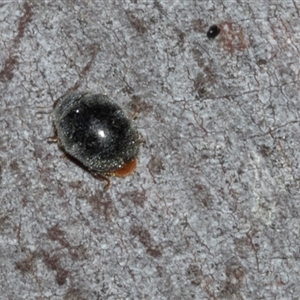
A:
207;25;220;39
256;59;267;66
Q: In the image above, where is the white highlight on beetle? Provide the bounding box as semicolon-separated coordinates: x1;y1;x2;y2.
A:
98;129;106;138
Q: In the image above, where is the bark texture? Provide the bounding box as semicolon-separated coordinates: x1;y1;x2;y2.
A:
1;1;300;299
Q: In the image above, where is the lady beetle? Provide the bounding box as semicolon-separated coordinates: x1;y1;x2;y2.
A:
51;92;140;190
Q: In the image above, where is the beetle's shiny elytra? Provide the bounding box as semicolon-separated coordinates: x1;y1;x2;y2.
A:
52;92;140;189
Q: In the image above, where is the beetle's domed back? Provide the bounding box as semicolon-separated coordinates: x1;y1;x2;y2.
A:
53;92;140;173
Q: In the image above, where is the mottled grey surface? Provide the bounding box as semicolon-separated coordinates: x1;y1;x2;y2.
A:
1;1;300;299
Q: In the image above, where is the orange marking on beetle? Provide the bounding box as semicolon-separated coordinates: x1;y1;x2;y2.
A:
114;158;137;177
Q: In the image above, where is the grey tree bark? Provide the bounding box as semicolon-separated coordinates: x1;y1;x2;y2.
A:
1;1;300;299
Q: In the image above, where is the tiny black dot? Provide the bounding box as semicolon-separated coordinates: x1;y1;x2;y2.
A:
207;25;220;39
